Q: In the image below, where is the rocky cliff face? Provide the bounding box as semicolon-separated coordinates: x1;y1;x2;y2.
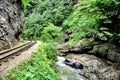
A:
0;0;24;50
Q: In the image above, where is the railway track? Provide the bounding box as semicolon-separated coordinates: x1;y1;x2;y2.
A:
0;41;36;65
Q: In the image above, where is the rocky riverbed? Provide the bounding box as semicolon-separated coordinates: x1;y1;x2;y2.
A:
56;56;86;80
56;53;120;80
57;39;120;80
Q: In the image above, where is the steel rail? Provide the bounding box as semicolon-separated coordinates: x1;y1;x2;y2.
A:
0;41;36;63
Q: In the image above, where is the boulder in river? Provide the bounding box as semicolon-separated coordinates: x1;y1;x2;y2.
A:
66;54;120;80
64;58;84;69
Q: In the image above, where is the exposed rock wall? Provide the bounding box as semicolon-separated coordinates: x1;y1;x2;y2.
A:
0;0;24;50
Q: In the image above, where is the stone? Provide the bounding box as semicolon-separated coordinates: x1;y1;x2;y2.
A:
64;58;84;69
0;0;24;50
74;61;83;69
66;54;120;80
107;49;120;62
58;39;93;53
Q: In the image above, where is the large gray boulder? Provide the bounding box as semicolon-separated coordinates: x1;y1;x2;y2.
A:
66;54;120;80
0;0;24;50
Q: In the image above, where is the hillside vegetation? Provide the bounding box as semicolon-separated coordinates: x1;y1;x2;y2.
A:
22;0;120;45
5;0;120;80
63;0;120;45
23;0;73;40
5;43;60;80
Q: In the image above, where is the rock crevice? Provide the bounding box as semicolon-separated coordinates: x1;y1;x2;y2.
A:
0;0;24;50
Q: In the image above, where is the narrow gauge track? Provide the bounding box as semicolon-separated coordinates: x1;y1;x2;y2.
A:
0;41;36;65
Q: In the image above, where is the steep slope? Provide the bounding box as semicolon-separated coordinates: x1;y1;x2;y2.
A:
0;0;24;50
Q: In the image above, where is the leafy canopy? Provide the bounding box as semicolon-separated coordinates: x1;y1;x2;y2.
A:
63;0;120;44
23;0;72;40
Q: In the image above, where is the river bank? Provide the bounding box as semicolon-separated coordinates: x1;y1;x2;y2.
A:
56;39;120;80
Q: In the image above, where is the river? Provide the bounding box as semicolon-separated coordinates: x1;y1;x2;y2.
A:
56;56;86;80
55;53;119;80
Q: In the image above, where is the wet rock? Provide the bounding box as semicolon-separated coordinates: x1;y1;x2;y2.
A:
74;61;83;69
107;49;120;62
66;54;120;80
88;43;120;63
80;67;120;80
59;37;120;63
64;58;71;63
64;58;83;69
0;0;24;50
59;37;120;79
64;59;75;67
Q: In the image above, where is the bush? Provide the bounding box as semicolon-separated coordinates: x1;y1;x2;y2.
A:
40;23;63;42
23;0;73;40
63;0;120;44
4;43;60;80
23;13;46;40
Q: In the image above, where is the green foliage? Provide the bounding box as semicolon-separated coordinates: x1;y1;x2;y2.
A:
23;0;120;44
63;0;102;43
63;0;120;44
21;0;31;6
40;43;58;61
40;23;63;42
23;0;73;40
93;45;108;54
4;43;60;80
91;0;120;43
93;45;100;53
23;13;46;40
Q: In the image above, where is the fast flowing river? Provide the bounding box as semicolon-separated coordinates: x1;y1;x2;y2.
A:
56;56;86;80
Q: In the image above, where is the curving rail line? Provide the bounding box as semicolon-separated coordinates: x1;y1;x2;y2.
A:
0;41;36;65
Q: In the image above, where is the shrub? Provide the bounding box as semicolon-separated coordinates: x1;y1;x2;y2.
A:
40;23;63;43
4;43;60;80
23;0;73;40
63;0;120;44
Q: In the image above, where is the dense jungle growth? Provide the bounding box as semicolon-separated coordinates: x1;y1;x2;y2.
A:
5;0;120;80
63;0;120;45
22;0;73;40
22;0;120;45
